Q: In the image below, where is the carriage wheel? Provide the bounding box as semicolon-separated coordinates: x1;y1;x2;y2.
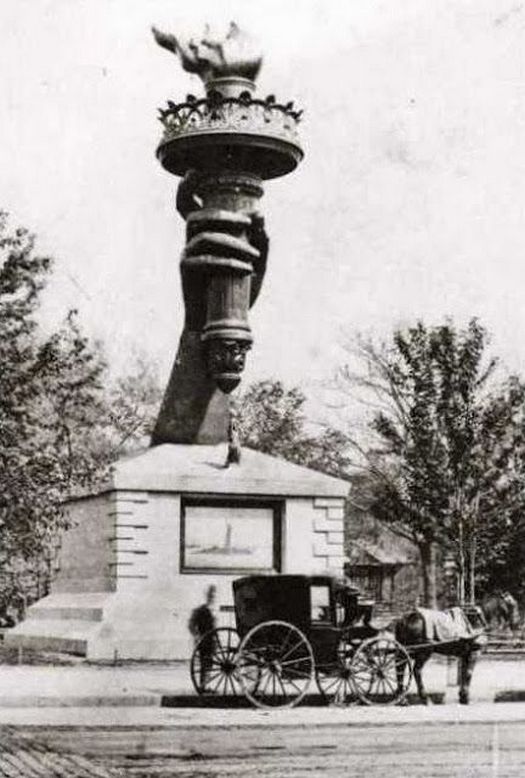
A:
315;638;359;706
315;663;355;706
190;627;242;696
350;636;413;706
237;620;314;709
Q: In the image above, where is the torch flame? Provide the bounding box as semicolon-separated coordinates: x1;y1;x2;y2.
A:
152;21;263;84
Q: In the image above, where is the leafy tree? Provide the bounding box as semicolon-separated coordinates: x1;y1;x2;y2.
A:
0;212;55;578
336;320;525;606
104;354;163;458
472;378;525;600
0;213;108;602
237;380;350;478
36;312;110;494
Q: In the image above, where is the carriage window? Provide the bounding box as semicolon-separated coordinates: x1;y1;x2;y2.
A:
181;499;282;573
311;584;331;623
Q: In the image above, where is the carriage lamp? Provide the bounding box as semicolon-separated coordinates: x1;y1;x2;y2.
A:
153;22;303;393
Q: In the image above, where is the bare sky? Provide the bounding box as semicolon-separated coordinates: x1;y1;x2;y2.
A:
2;0;525;394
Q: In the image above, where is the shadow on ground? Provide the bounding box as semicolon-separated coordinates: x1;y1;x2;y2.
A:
161;692;445;708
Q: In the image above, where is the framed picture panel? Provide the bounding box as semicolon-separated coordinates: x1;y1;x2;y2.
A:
181;498;282;574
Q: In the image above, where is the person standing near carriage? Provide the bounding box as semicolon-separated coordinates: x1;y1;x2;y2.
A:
188;585;217;691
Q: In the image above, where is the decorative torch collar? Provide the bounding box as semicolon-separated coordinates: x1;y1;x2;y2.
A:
158;91;302;146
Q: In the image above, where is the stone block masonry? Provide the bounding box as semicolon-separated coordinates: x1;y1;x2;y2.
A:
312;498;347;572
7;444;349;660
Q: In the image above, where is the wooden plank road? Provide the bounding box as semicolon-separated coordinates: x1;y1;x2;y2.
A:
5;721;525;778
0;728;122;777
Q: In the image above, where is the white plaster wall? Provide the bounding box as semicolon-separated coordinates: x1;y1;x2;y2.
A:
283;498;320;573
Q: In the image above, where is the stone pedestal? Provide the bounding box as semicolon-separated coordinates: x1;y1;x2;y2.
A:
7;445;348;659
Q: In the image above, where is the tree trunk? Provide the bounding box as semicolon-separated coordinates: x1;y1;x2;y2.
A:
420;542;438;608
468;537;476;605
468;495;480;605
457;514;466;606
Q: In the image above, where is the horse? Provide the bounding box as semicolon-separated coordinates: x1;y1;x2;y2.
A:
481;591;520;633
393;607;486;705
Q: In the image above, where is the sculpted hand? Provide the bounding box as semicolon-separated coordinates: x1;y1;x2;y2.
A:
247;212;268;306
176;172;269;329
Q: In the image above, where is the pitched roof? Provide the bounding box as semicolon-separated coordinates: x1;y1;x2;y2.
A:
346;540;410;566
97;444;349;498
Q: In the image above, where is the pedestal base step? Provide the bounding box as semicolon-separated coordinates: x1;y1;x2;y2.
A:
4;619;98;656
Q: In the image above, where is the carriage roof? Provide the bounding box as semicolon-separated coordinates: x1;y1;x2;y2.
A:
232;574;360;635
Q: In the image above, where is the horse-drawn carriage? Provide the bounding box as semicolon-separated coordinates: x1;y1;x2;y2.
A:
190;574;416;708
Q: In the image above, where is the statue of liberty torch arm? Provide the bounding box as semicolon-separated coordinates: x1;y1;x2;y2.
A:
150;170;268;445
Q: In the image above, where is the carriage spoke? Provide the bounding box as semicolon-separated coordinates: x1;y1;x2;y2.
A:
226;673;237;696
197;669;224;691
284;667;311;681
190;627;242;696
258;669;273;696
209;657;234;669
279;626;295;655
281;639;309;662
319;676;341;694
334;679;352;705
350;636;412;706
238;621;313;709
282;676;303;694
261;671;276;702
203;668;224;683
316;640;358;706
351;666;375;679
207;672;226;694
382;675;397;694
276;672;288;698
220;672;229;696
282;667;311;684
280;655;310;667
377;677;388;695
212;644;228;661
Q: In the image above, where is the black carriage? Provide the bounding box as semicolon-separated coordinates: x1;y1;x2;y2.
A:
190;574;413;708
